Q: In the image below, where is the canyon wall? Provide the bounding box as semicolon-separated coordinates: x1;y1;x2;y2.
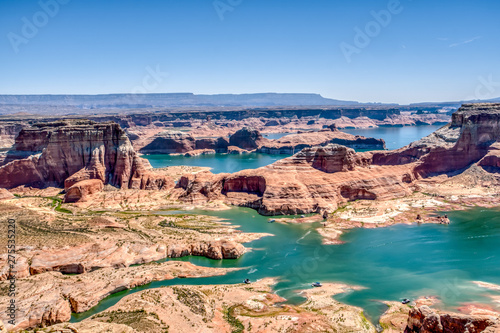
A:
174;103;500;215
0;120;173;191
405;306;499;333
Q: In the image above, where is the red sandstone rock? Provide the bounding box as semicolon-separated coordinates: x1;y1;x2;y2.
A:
140;131;196;154
168;241;245;260
184;149;216;157
0;120;173;191
227;146;251;154
175;104;500;215
229;127;270;150
259;129;385;154
175;144;415;215
404;306;499;333
0;188;13;200
64;179;104;203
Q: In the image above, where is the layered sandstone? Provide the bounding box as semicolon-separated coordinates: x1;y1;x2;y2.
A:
0;120;173;192
64;179;104;203
139;131;196;154
228;127;270;150
0;262;239;331
258;128;386;154
405;306;500;333
174;103;500;215
0;122;24;150
62;279;375;333
139;126;384;156
175;143;415;215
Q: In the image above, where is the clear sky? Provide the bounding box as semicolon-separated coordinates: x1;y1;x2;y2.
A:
0;0;499;104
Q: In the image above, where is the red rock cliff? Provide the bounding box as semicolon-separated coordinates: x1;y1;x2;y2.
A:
0;120;173;190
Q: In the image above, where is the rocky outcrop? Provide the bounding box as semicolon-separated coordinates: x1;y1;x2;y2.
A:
168;241;245;260
298;144;359;173
0;120;173;192
140;131;196;154
229;127;269;150
195;137;230;152
174;104;500;215
175;143;415;215
0;123;24;150
414;104;500;177
258;128;386;154
479;143;500;172
0;262;238;331
404;306;499;333
138;126;384;156
0;239;245;279
63;179;104;203
227;146;251;154
0;188;13;200
184;149;216;157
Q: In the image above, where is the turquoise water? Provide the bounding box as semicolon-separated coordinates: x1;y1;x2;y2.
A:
146;153;291;174
145;125;444;173
343;125;443;150
72;207;500;325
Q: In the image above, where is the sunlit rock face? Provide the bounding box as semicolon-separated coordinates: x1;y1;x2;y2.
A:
0;120;173;191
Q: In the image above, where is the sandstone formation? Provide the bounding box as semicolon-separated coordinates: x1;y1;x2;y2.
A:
174;104;500;215
168;240;245;260
0;262;239;331
258;127;386;154
139;131;196;154
228;127;269;150
0;188;13;200
405;306;500;333
184;148;216;157
138;125;384;156
0;122;24;149
61;279;375;333
175;143;413;215
227;146;251;154
0;120;173;194
63;179;104;203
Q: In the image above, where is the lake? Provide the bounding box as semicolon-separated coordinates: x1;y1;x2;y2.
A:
72;207;500;326
343;124;443;150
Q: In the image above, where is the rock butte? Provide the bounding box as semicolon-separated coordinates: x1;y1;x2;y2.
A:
138;125;385;155
174;104;500;215
0;120;174;196
405;306;500;333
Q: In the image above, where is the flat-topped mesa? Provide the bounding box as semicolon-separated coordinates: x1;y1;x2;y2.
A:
413;103;500;176
0;120;173;191
371;103;500;175
293;144;358;173
175;143;412;215
139;131;230;154
258;128;386;154
228;127;270;150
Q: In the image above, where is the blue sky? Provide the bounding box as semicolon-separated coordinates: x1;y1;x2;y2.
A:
0;0;499;104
